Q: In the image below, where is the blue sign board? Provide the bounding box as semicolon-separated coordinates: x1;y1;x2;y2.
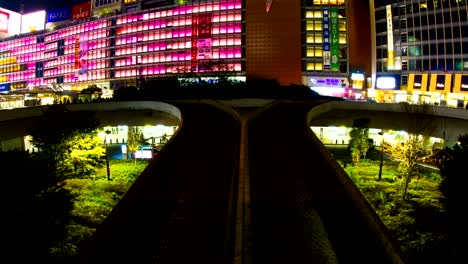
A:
47;7;71;23
0;83;10;92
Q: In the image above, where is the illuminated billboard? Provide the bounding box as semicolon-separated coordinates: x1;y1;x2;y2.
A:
21;10;46;34
375;74;400;90
0;8;21;37
92;0;122;16
47;7;71;23
72;2;91;21
0;10;8;33
386;5;394;70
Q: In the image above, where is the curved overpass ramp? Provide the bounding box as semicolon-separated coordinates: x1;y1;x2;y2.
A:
79;100;404;263
308;101;468;146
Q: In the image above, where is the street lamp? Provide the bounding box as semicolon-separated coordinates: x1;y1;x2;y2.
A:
378;130;384;181
100;130;111;181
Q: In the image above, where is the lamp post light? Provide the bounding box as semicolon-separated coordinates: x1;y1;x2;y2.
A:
101;130;111;181
378;130;384;181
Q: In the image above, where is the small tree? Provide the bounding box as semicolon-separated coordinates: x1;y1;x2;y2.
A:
390;134;425;200
348;118;370;165
127;127;146;165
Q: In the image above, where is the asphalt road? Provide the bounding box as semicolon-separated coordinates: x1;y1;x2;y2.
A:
80;102;240;264
247;102;404;264
80;100;405;264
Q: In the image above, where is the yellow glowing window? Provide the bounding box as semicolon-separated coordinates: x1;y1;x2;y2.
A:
315;34;322;43
420;3;427;9
306;34;314;43
315;48;323;57
306;11;313;18
306;63;315;70
306;47;314;57
339;33;346;44
339;21;346;31
314;22;322;30
306;22;314;31
315;63;323;71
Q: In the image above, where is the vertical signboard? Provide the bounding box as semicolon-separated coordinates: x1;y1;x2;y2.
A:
191;16;198;72
386;5;394;70
75;34;89;78
322;9;331;70
330;7;339;72
197;14;212;60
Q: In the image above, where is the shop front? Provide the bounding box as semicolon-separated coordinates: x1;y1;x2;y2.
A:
304;76;349;98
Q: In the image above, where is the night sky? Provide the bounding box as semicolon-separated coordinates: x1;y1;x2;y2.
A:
0;0;88;13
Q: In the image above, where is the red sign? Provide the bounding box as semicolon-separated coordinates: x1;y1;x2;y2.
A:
198;14;212;39
0;10;9;33
191;16;198;72
72;2;91;21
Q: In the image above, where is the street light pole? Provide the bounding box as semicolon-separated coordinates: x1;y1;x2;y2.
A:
378;131;384;181
105;130;111;181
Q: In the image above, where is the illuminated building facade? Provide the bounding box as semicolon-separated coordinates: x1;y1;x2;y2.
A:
0;0;358;108
372;0;468;107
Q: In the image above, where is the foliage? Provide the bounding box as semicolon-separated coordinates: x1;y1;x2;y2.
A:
52;159;149;262
0;150;75;263
390;134;426;200
439;134;468;261
348;118;370;165
340;159;447;263
28;105;101;178
127;126;144;165
64;132;105;177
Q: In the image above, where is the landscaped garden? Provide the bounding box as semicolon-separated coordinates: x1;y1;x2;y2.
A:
52;159;149;262
338;158;448;263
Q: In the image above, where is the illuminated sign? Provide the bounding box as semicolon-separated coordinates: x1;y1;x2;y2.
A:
47;8;71;23
413;75;422;88
322;9;331;70
461;75;468;92
0;10;9;33
0;8;21;37
330;7;339;71
93;0;121;8
21;10;46;33
310;77;347;88
435;75;445;90
191;16;198;72
0;83;9;92
74;34;89;75
72;2;91;20
386;5;394;70
376;76;397;89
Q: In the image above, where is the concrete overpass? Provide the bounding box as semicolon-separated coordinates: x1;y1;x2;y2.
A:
2;99;465;263
308;101;468;147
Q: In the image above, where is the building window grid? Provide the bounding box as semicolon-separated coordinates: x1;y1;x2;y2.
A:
0;1;244;85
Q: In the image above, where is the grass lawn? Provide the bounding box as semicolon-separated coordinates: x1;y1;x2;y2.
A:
51;159;149;261
339;158;449;263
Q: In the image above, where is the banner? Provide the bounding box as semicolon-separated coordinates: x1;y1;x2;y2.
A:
75;34;89;75
322;9;331;70
197;14;212;60
386;5;394;70
191;16;198;72
330;7;339;71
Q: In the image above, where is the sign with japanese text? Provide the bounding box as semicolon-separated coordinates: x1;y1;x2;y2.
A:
330;7;339;72
72;2;91;21
322;9;330;70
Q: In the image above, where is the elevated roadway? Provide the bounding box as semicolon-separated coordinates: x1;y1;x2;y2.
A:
76;99;404;263
308;101;468;147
